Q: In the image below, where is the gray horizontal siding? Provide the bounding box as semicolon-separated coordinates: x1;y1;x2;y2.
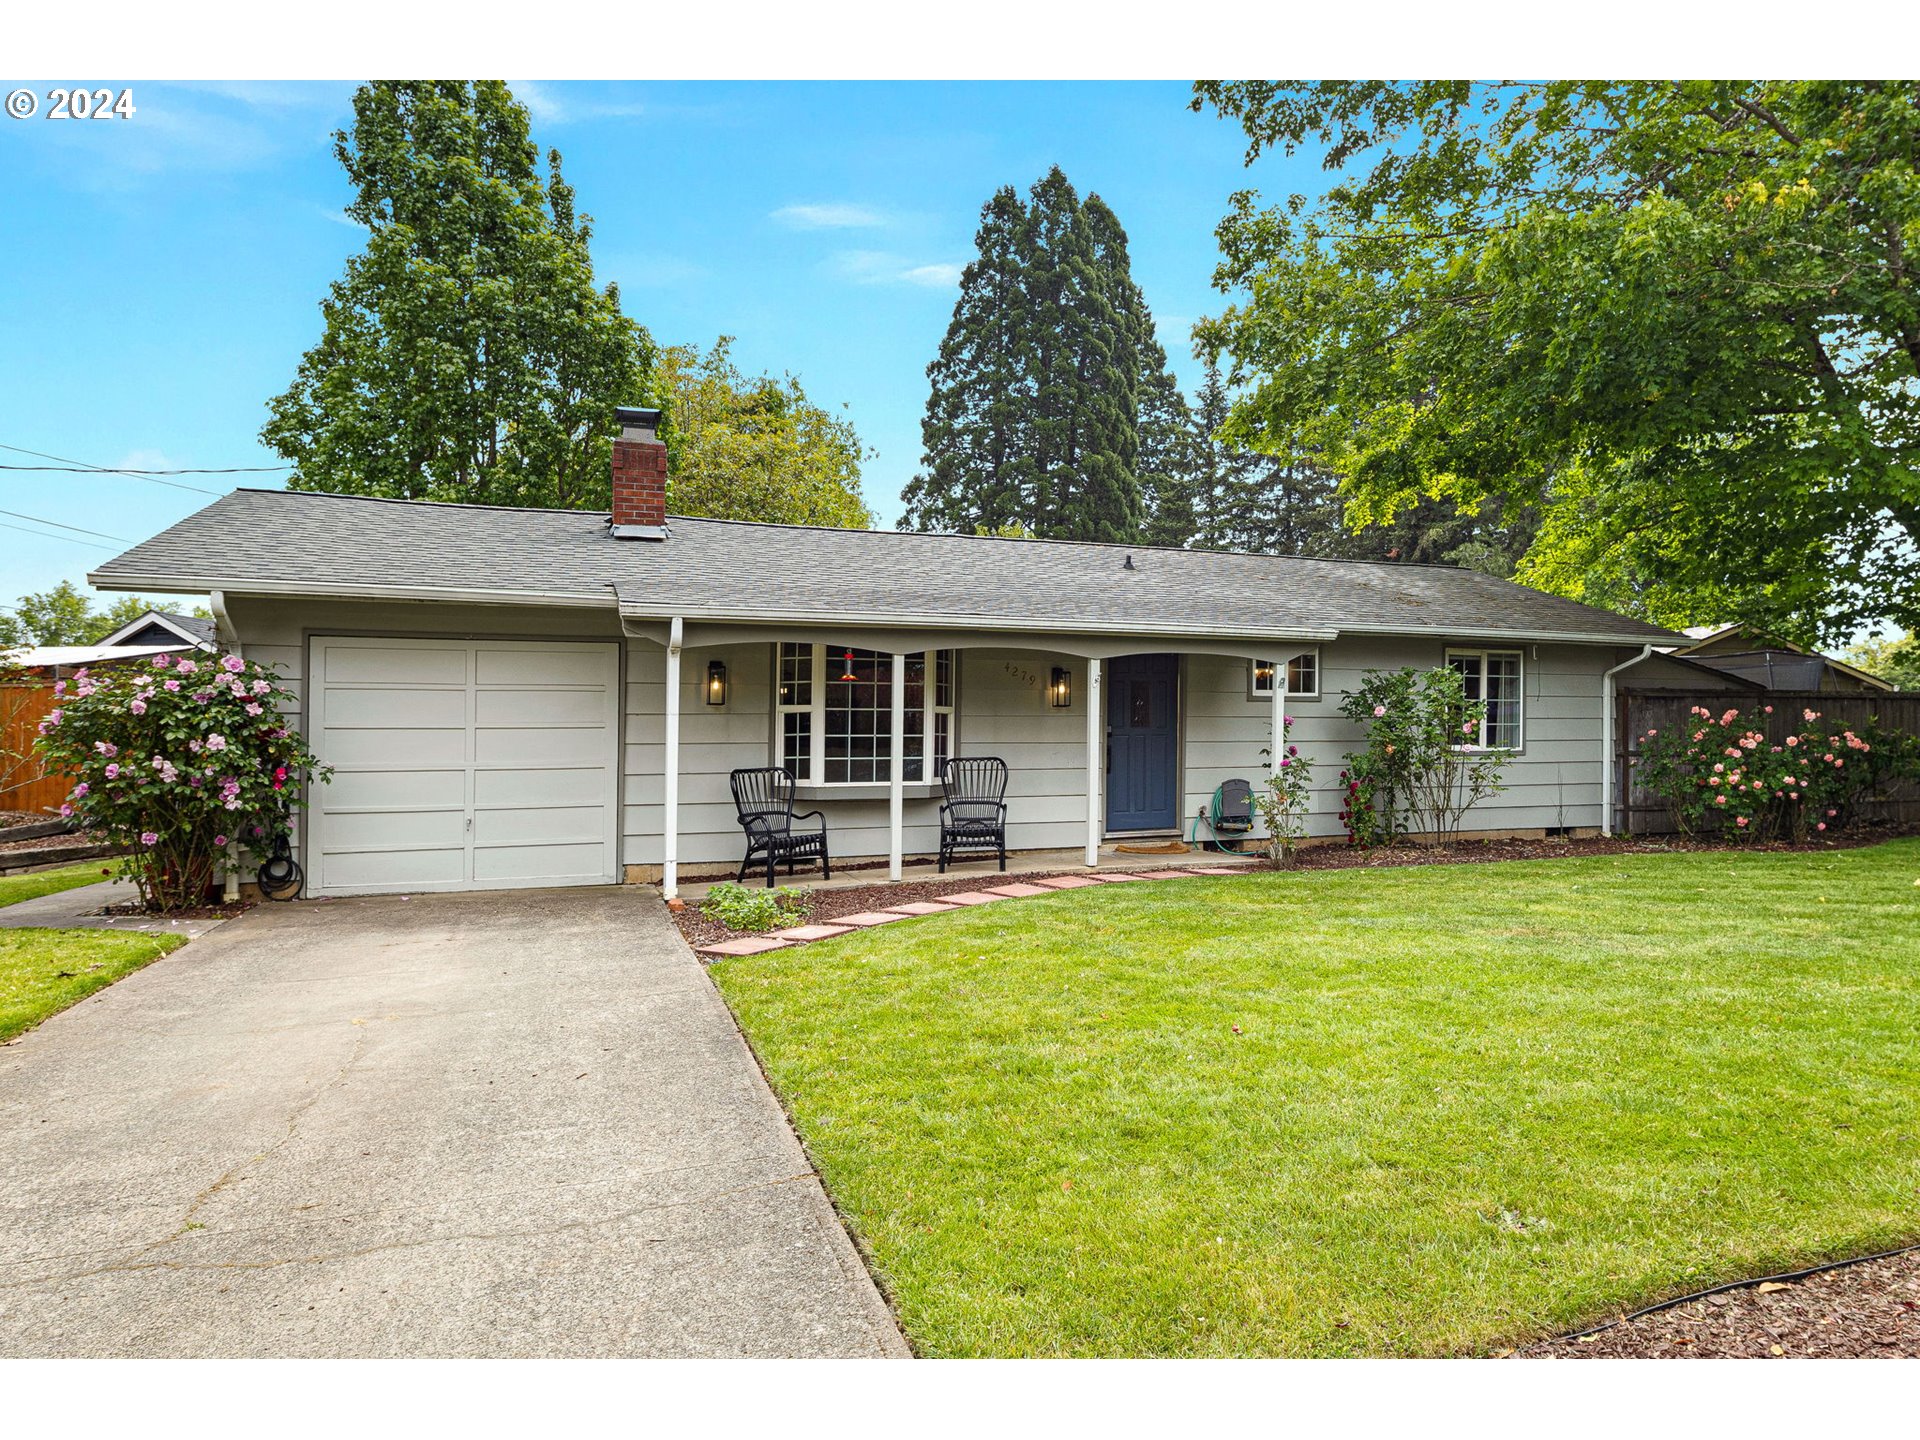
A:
225;593;1715;874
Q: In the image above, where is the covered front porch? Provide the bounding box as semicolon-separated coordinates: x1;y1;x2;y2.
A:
620;612;1325;900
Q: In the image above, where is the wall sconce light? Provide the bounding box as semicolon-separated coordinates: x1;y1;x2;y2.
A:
706;659;728;707
1049;665;1072;708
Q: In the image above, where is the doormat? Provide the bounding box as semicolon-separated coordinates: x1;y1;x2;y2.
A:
1113;840;1191;855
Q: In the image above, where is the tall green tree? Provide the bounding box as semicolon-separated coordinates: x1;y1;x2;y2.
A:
902;188;1033;534
905;168;1172;543
1183;363;1536;569
1193;80;1920;643
264;81;654;510
1843;630;1920;690
658;339;873;529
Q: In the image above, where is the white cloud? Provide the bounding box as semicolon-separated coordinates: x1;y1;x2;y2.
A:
899;263;963;288
772;203;889;230
832;250;962;289
511;81;648;125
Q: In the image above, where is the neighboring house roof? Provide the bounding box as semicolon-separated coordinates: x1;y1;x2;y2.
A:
2;644;186;671
1667;622;1893;692
95;609;216;650
89;488;1682;647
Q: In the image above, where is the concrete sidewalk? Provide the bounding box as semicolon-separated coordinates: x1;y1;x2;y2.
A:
0;879;231;939
0;886;906;1358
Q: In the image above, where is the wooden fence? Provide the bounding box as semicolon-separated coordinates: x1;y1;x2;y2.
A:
1617;689;1920;835
0;683;67;816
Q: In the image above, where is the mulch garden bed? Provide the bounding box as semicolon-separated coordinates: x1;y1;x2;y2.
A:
1519;1247;1920;1358
91;896;256;922
1274;826;1915;873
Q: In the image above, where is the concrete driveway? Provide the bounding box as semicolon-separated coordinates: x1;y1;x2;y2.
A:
0;887;906;1357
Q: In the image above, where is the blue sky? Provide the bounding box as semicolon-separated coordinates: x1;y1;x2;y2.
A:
0;79;1323;612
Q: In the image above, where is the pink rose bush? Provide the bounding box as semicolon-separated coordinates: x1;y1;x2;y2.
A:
1634;704;1918;843
36;653;328;911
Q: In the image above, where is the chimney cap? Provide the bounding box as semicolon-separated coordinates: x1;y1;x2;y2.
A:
616;405;663;431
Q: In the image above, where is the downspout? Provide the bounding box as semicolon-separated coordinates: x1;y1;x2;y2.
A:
1600;645;1658;837
663;616;684;901
209;590;239;657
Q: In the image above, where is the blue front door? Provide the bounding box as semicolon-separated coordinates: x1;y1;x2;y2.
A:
1106;654;1179;832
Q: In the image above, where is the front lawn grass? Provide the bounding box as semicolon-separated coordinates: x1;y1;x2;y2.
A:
0;861;118;910
710;839;1920;1357
0;928;184;1042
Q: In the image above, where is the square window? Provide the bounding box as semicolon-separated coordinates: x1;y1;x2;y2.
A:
1250;650;1320;699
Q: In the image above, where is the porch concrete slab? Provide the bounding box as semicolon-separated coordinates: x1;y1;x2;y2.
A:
0;887;905;1358
696;935;793;957
885;900;960;916
984;883;1052;898
1032;875;1100;889
935;891;1009;906
767;923;854;943
831;911;911;927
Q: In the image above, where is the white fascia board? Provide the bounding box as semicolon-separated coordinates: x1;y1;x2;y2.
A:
86;573;616;610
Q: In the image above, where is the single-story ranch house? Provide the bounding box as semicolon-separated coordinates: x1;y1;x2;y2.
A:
89;409;1733;899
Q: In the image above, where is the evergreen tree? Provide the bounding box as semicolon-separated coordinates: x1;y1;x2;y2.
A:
900;188;1032;533
906;169;1157;543
1188;363;1536;569
1188;364;1259;549
263;82;654;510
1136;347;1199;547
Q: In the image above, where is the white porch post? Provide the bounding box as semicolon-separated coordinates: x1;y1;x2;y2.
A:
889;651;906;881
663;616;684;900
1271;657;1286;777
1084;658;1102;867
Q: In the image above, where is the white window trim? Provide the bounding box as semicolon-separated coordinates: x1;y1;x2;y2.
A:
774;643;956;785
1248;648;1321;701
1444;646;1525;752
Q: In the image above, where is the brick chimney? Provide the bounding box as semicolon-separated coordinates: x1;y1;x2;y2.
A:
610;406;667;540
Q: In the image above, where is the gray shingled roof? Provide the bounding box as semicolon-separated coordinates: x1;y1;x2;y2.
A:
159;611;217;644
89;489;1679;645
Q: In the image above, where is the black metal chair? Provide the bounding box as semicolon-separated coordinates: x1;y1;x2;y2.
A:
729;767;831;888
938;756;1009;873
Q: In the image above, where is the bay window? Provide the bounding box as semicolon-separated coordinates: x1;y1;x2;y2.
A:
775;643;956;783
1445;648;1524;750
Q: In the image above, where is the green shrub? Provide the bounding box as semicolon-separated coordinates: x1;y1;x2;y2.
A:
1255;712;1314;865
1337;667;1511;845
701;881;811;933
36;653;327;910
1636;704;1918;841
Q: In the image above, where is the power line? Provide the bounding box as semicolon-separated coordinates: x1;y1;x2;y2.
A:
0;519;117;550
0;442;229;496
0;508;131;543
0;463;291;476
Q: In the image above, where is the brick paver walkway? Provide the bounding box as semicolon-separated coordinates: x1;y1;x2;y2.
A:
695;866;1222;960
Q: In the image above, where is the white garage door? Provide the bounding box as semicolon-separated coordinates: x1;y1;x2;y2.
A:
308;637;620;895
